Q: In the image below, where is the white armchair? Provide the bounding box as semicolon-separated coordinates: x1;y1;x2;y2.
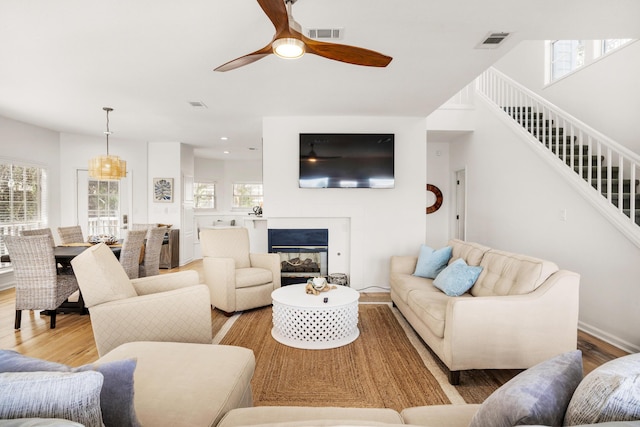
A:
200;228;281;315
71;243;213;356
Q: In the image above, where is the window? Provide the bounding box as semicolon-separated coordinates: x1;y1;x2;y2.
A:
232;183;263;209
194;182;216;209
0;161;48;259
87;179;120;237
551;40;585;81
602;39;632;54
548;39;635;83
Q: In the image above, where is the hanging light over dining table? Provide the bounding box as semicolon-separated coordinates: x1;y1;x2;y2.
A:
88;107;126;180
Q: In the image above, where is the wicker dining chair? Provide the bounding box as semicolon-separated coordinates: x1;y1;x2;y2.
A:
57;225;85;244
139;226;167;277
20;228;55;246
119;229;147;279
4;234;79;329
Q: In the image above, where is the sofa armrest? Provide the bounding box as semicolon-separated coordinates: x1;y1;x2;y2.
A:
89;285;213;356
250;253;281;288
131;270;200;295
203;257;237;311
390;256;418;275
443;270;580;370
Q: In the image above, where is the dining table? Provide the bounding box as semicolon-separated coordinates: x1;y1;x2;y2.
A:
1;242;122;314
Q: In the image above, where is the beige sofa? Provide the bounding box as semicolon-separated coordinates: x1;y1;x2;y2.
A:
390;239;580;384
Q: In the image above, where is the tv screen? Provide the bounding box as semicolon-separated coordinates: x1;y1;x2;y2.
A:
299;133;395;188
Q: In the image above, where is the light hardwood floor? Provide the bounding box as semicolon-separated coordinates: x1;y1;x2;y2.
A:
0;260;629;372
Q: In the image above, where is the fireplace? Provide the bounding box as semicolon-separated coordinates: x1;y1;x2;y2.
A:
268;228;328;286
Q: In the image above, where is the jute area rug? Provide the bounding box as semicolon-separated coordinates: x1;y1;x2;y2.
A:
213;304;519;412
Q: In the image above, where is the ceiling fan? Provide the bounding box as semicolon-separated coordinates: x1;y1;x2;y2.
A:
300;142;341;162
214;0;392;72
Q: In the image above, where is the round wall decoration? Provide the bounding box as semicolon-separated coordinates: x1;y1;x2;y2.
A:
426;184;443;214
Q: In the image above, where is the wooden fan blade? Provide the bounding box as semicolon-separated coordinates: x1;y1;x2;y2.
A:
257;0;289;35
303;36;392;67
214;44;273;72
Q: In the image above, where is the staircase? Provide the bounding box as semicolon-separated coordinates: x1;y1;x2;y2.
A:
476;67;640;246
504;106;640;225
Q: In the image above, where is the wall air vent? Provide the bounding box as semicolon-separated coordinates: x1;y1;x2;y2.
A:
307;28;343;40
188;101;208;108
476;32;511;49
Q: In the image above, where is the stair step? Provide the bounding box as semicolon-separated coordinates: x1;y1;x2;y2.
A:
621;209;640;225
596;179;640;194
544;143;589;155
522;119;553;128
539;135;579;144
566;155;604;166
531;127;565;135
503;106;536;114
574;166;620;178
610;193;640;210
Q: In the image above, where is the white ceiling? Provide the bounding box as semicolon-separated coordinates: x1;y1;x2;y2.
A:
1;0;639;160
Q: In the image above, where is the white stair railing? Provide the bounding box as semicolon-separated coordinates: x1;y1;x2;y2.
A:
476;67;640;244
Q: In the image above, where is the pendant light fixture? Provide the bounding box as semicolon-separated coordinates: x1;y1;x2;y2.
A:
88;107;126;180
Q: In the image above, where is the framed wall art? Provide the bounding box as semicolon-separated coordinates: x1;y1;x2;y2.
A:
153;178;174;203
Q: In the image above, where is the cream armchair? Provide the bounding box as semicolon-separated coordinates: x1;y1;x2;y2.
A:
200;228;281;315
71;243;213;356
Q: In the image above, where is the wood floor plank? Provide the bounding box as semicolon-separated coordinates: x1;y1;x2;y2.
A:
0;261;629;375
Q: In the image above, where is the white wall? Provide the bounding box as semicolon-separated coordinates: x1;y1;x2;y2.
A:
0;116;62;231
59;132;148;232
495;40;640;151
425;141;451;248
449;99;640;352
262;116;427;290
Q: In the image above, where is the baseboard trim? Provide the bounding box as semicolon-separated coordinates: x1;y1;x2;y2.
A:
578;321;640;354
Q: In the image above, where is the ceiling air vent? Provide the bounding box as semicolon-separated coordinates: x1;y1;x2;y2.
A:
188;101;208;108
476;32;511;49
307;28;343;40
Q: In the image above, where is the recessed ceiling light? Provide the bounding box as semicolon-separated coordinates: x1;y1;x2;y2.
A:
223;151;230;154
220;137;228;141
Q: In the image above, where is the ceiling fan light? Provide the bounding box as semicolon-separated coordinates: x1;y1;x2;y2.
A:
272;38;305;59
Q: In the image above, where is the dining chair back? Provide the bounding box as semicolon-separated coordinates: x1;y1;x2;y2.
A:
139;226;167;277
4;234;79;329
57;225;85;244
20;228;55;247
119;229;147;279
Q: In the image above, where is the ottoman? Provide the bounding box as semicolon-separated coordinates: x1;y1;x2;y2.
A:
96;341;255;427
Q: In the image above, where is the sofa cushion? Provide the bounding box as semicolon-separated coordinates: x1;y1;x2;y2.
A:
468;350;583;427
471;249;558;297
0;371;104;427
70;243;137;307
433;258;483;297
236;267;273;288
390;274;441;304
217;406;404;427
0;350;140;427
448;239;490;267
413;245;452;279
564;352;640;425
407;291;473;339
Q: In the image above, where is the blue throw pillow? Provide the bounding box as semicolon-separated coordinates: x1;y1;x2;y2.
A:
0;350;140;427
469;350;583;427
413;245;452;279
433;258;482;296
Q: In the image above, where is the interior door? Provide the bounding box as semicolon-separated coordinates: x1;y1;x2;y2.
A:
76;169;132;239
455;169;466;240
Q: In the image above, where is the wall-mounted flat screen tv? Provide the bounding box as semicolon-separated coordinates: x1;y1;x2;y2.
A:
299;133;395;188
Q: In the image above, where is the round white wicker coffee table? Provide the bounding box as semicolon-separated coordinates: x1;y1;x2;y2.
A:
271;283;360;349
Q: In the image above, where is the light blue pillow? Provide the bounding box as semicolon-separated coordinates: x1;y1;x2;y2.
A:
413;245;452;279
433;258;482;296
